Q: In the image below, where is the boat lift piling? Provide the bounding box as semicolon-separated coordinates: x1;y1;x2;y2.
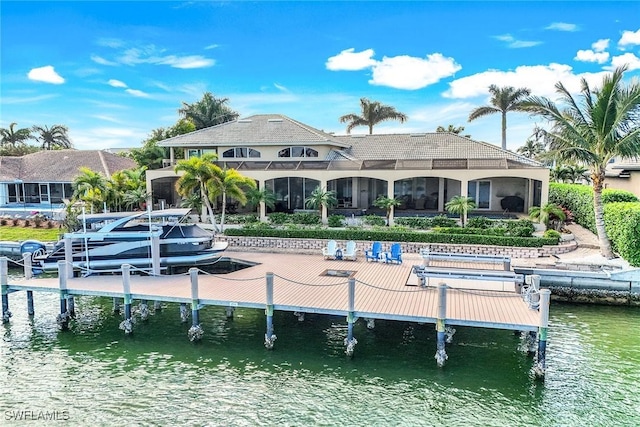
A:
187;268;204;342
56;261;70;330
22;253;35;316
264;272;276;349
435;283;448;367
1;257;10;323
119;264;134;334
535;289;552;378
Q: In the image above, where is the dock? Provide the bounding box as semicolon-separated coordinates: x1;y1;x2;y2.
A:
1;251;550;375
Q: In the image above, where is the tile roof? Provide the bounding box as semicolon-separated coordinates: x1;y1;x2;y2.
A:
0;150;137;182
158;114;350;148
331;133;542;165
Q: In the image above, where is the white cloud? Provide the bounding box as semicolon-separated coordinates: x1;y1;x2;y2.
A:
91;54;119;66
27;66;65;84
125;88;150;98
545;22;579;32
156;55;215;69
273;83;289;93
592;38;610;52
326;48;376;71
369;53;462;90
204;44;219;50
444;63;610;99
90;114;122;123
0;94;59;105
96;38;125;48
70;126;148;150
326;49;460;90
618;29;640;47
575;50;610;64
609;53;640;71
494;34;542;48
108;79;128;88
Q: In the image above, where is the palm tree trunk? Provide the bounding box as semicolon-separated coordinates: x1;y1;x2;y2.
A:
220;192;227;232
501;112;507;150
593;172;614;258
201;183;217;228
368;124;373;135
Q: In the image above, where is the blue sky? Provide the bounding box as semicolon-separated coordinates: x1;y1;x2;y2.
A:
2;1;639;151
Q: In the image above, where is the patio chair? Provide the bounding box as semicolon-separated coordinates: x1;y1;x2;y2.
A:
384;243;403;264
342;240;358;261
322;240;338;259
365;241;383;262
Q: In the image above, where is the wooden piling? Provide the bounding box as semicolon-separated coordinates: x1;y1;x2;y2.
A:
435;282;448;367
23;252;33;280
264;272;276;349
187;268;203;342
535;288;551;378
1;257;10;323
57;260;69;330
345;278;357;357
119;264;133;334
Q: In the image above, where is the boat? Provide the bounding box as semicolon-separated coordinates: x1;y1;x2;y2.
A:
29;208;227;274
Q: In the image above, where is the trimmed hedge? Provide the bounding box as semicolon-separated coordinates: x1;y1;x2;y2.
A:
224;227;559;247
604;202;640;266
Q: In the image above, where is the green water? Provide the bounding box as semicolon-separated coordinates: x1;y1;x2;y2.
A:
2;290;639;426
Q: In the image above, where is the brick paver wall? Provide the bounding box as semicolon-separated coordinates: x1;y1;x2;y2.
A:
220;236;577;258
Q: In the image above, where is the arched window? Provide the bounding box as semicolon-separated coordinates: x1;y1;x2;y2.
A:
278;146;319;158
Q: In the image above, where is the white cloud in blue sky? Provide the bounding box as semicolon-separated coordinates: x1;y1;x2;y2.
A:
27;66;65;84
493;34;543;49
618;29;640;48
545;22;580;32
107;79;127;88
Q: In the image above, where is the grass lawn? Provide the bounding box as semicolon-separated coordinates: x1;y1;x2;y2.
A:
0;226;61;242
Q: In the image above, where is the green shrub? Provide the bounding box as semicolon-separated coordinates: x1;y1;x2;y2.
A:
431;215;457;228
602;189;639;203
395;217;432;229
433;227;507;236
506;219;535;235
363;215;385;227
543;229;561;241
604;202;640;267
290;212;321;225
327;214;344;228
267;212;289;225
224;214;258;224
509;226;534;238
466;216;493;229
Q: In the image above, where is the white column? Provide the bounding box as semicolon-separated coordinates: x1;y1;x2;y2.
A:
387;179;395;226
438;178;445;211
540;179;549;207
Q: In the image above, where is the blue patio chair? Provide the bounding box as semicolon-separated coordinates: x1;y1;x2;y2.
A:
385;243;403;264
343;240;358;261
365;241;383;262
322;240;338;259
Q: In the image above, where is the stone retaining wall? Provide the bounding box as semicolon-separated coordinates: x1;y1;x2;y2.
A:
219;236;577;258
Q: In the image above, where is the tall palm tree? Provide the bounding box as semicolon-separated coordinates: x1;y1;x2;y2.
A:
180;191;204;222
521;65;640;258
72;167;109;212
516;139;545;159
445;196;476;227
468;85;531;150
305;187;338;224
339;98;408;134
174;153;219;226
32;124;72;150
210;168;256;232
178;92;239;130
0;122;32;147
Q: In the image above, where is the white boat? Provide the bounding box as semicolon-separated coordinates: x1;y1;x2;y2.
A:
30;208;227;274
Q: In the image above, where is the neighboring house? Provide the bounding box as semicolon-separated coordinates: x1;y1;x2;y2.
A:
0;150;136;212
605;157;640;198
148;114;549;217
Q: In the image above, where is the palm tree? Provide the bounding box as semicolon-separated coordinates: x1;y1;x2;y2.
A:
180;191;204;222
210;168;256;232
529;203;566;230
174;153;219;226
0;122;32;148
123;188;150;210
305;187;337;224
247;187;276;222
72;167;109;212
468;85;531;150
373;196;401;226
32;124;72;150
339;98;408;134
445;196;476;227
436;124;471;138
516;139;545;159
178;92;239;130
549;165;571;183
521;65;640;258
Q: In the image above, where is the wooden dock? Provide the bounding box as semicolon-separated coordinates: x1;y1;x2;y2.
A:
1;251;550;374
